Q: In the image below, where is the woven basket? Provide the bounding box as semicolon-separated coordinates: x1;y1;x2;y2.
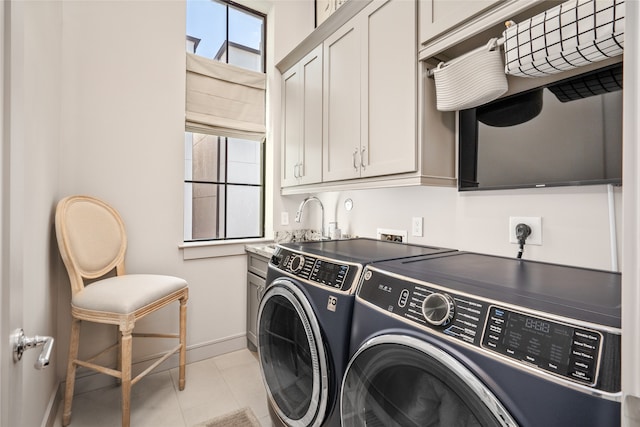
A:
433;39;508;111
502;0;625;77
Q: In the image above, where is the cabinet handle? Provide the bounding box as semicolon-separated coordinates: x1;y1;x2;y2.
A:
294;163;299;178
353;148;359;171
361;147;367;170
299;162;304;178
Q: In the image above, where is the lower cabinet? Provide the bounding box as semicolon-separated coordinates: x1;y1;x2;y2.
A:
246;252;268;351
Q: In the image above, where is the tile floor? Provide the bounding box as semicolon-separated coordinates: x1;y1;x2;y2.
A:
53;348;273;427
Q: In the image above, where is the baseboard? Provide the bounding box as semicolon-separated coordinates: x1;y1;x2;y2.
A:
42;383;63;427
67;333;247;396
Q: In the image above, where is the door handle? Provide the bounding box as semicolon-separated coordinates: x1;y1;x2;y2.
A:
12;328;54;369
361;147;367;170
353;148;359;171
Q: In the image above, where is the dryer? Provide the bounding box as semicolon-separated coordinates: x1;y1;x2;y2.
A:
342;252;621;426
257;238;455;427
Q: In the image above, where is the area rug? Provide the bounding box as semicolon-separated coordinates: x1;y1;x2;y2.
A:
194;407;260;427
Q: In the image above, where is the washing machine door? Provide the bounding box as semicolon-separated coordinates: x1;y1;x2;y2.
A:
257;280;329;427
341;335;518;427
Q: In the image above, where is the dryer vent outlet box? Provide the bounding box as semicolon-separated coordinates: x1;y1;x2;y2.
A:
377;228;407;242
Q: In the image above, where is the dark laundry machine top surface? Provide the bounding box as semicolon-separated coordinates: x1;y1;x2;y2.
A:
279;238;455;265
370;252;621;327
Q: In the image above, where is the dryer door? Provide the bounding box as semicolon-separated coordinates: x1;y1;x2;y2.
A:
258;280;329;427
341;335;518;427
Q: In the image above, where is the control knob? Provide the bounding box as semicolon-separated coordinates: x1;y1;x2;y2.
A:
270;253;282;267
289;254;306;273
422;293;455;326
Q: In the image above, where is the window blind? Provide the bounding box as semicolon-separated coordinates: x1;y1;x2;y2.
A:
503;0;624;77
186;53;266;141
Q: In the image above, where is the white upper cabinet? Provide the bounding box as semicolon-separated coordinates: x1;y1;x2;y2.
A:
281;45;323;187
419;0;504;46
363;0;417;178
323;0;417;183
322;20;362;182
279;0;457;194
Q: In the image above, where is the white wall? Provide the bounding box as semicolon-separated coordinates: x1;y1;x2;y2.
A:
272;0;315;64
287;184;621;271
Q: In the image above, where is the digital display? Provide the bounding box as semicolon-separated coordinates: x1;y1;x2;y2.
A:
502;311;573;372
482;306;601;385
524;317;550;333
310;260;349;289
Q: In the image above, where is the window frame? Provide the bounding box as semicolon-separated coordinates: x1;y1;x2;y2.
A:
223;0;267;74
184;0;267;243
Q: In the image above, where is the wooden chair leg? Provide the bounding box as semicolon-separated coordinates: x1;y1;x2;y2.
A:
179;297;187;391
62;319;81;427
120;328;133;427
116;331;122;386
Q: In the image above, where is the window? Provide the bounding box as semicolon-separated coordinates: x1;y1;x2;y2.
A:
185;0;266;241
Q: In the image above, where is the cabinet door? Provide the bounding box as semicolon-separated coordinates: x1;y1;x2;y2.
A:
419;0;504;45
247;271;265;350
361;0;417;178
323;21;362;182
299;46;323;185
281;66;302;187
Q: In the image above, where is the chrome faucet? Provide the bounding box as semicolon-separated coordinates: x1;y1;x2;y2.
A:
295;196;325;239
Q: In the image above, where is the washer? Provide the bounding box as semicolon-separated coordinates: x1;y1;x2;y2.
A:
342;252;621;427
257;238;455;427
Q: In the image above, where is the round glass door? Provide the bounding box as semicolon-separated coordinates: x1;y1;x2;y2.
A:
341;335;518;427
258;281;328;427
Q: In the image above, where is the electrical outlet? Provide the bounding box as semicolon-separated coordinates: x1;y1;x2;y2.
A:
281;212;289;226
412;217;423;237
509;216;542;245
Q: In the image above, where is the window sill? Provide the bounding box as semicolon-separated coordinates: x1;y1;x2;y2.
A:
179;238;273;260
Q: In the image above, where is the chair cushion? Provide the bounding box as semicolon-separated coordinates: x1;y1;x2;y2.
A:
72;274;188;314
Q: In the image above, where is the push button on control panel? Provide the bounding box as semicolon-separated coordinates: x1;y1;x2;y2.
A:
567;330;601;384
398;289;410;308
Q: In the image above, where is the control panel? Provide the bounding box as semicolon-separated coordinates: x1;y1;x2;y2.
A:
270;248;360;292
358;267;607;388
481;306;601;386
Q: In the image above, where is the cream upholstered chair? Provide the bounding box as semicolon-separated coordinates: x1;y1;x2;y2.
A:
55;195;188;427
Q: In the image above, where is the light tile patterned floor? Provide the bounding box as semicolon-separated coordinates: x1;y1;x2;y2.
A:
53;349;274;427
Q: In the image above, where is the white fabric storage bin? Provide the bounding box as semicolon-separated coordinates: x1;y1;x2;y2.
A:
433;39;508;112
503;0;625;77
